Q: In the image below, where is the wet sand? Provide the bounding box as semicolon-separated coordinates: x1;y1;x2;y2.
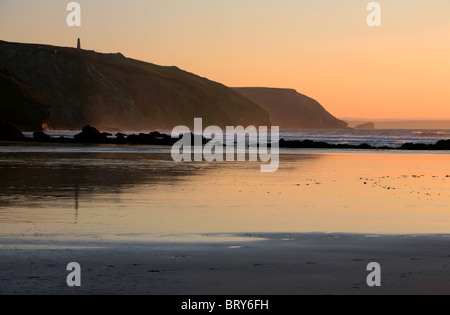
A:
0;149;450;294
1;233;450;295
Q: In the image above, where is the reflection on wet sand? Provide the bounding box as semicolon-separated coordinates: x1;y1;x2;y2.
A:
0;151;323;240
74;184;78;224
0;152;214;207
0;150;449;241
0;151;320;208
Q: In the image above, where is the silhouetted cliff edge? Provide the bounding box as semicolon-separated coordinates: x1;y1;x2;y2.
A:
233;87;348;129
0;40;270;130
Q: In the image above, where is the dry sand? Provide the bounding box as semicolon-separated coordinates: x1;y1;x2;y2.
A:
1;233;450;295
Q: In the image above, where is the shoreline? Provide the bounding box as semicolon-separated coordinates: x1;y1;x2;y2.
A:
1;129;450;152
1;232;450;295
1;123;450;150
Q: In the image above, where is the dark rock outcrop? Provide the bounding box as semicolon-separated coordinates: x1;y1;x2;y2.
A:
0;40;270;130
72;125;202;146
73;125;108;144
435;140;450;150
400;140;450;151
277;139;450;150
0;67;50;131
278;139;377;149
32;131;52;142
233;87;348;129
0;120;26;141
3;121;449;151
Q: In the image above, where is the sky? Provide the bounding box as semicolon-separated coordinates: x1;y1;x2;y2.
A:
1;0;450;120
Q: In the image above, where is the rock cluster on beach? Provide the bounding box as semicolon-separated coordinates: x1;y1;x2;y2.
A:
18;125;206;146
399;140;450;150
278;138;450;150
0;124;449;150
279;139;380;150
51;126;183;146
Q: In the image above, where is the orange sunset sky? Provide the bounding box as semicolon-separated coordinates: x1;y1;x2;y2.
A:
1;0;449;120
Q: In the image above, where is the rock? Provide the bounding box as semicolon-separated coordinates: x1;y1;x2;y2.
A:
125;134;142;145
357;143;374;149
55;136;70;144
32;131;52;142
149;131;162;138
0;120;26;141
73;125;108;144
355;122;375;130
113;133;127;144
120;131;204;146
400;143;432;150
434;140;450;150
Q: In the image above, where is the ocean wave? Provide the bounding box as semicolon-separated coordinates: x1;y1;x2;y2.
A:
412;131;450;136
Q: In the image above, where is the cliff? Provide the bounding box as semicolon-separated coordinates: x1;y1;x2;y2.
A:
233;87;348;129
355;122;375;130
0;40;270;130
0;67;50;131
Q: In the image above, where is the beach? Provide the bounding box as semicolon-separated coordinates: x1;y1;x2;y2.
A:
2;0;450;298
1;233;450;295
0;147;450;294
